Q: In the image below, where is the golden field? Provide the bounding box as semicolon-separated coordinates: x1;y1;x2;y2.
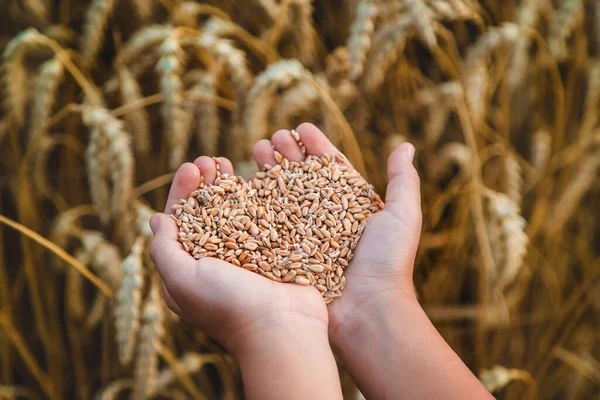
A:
0;0;599;398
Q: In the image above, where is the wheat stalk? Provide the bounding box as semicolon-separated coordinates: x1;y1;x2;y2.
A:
24;0;49;24
244;59;306;146
133;280;164;400
83;106;135;223
80;230;123;292
347;0;377;81
80;0;117;65
118;66;151;156
28;56;64;143
186;70;220;156
548;0;583;61
580;61;600;139
2;29;45;127
115;237;145;366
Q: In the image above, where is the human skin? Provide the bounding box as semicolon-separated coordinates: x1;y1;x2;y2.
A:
150;123;492;399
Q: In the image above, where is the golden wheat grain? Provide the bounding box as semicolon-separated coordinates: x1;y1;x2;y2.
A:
83;106;135;222
347;0;377;81
115;237;144;366
2;28;45;126
245;59;306;145
80;230;123;291
27;56;64;143
80;0;117;64
462;23;520;129
133;281;164;400
118;66;151;156
545;149;600;237
361;16;413;93
548;0;583;61
186;70;220;156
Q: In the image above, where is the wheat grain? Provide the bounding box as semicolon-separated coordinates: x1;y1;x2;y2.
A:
173;152;384;301
133;281;164;400
548;0;583;61
27;56;64;143
118;66;151;156
347;0;377;81
83;106;135;222
80;0;117;64
245;59;306;145
115;237;145;366
156;33;190;170
2;28;45;127
186;70;220;156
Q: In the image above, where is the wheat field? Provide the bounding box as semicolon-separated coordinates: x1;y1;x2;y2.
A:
0;0;598;399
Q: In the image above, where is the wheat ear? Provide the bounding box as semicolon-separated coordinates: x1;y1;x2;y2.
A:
428;0;481;22
134;201;156;240
186;70;220;156
245;59;306;145
347;0;377;81
530;128;552;174
115;237;145;366
462;23;520;129
118;66;151;156
545;149;600;237
398;0;437;48
502;153;522;206
118;25;173;65
28;56;64;143
289;0;317;66
157;33;191;170
361;17;413;94
80;0;117;65
2;29;45;126
83;106;135;223
548;0;583;61
80;230;123;292
275;80;319;128
428;142;472;181
133;280;164;400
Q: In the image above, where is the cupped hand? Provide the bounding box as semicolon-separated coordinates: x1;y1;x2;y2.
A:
149;155;328;356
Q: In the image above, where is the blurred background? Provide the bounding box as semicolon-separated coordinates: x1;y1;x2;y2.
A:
0;0;599;398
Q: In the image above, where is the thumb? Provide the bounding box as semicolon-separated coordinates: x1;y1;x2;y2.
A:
384;143;422;235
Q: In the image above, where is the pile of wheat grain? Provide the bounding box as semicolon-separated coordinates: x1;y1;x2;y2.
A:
173;151;384;302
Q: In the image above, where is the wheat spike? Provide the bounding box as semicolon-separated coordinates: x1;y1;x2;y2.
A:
507;0;545;91
486;191;528;297
530;128;552;174
548;0;583;61
245;59;306;145
276;80;319;128
347;0;377;81
118;66;151;156
289;0;317;66
2;28;45;127
157;34;191;170
115;237;145;366
80;230;123;291
545;148;600;236
479;365;534;393
119;25;173;65
133;281;164;400
80;0;117;64
135;201;156;240
83;106;135;223
462;23;520;129
502;153;522;206
361;16;413;93
427;0;481;22
428;142;472;181
398;0;437;48
186;70;220;156
132;0;153;20
96;380;133;400
27;56;64;143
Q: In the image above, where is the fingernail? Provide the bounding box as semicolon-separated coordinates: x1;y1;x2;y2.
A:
150;214;159;234
406;144;416;162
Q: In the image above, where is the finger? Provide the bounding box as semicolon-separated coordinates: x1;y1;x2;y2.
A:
271;129;305;162
161;280;182;315
385;143;422;230
193;156;218;184
165;163;202;213
253;139;277;170
216;157;234;177
149;213;199;288
295;122;340;158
